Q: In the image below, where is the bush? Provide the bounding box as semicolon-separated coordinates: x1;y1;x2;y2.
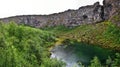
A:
0;22;64;67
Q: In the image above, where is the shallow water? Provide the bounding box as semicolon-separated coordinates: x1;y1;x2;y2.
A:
50;43;113;67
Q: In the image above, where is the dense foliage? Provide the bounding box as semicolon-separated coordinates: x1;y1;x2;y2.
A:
88;53;120;67
1;21;120;67
0;22;65;67
44;21;120;66
61;39;120;67
104;22;120;44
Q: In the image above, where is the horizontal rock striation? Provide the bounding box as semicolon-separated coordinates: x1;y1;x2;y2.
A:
0;0;119;28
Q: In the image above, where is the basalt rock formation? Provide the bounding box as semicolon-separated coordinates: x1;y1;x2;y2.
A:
0;0;120;28
103;0;120;26
103;0;120;19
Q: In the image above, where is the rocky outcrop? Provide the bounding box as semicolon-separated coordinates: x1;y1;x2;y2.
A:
103;0;120;20
103;0;120;26
0;0;120;28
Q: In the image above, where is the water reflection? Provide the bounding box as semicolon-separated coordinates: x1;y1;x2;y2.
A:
50;43;113;67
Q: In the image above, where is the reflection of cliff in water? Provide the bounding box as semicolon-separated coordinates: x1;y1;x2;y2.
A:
50;43;114;67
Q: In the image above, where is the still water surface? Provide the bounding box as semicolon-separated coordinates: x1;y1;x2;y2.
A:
51;43;113;67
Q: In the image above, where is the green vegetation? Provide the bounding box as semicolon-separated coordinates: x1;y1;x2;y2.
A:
0;22;65;67
89;56;102;67
104;22;120;44
1;20;120;67
111;10;120;25
44;21;120;66
60;39;120;67
45;21;120;51
61;40;114;65
88;53;120;67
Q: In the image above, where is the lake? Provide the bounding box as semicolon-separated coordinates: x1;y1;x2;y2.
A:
50;42;114;67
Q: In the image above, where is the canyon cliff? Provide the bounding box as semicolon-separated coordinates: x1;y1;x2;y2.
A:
0;0;120;28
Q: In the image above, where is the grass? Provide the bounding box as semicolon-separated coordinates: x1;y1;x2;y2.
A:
44;21;120;51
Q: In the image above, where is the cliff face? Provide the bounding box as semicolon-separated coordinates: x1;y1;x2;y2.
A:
0;0;120;28
103;0;120;20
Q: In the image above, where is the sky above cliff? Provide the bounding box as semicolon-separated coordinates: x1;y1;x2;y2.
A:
0;0;103;18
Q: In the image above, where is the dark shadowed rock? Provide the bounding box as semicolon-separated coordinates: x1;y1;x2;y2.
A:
103;0;120;20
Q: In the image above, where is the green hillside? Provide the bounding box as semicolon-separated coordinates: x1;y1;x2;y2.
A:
0;21;120;67
0;22;65;67
44;21;120;51
44;21;120;66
